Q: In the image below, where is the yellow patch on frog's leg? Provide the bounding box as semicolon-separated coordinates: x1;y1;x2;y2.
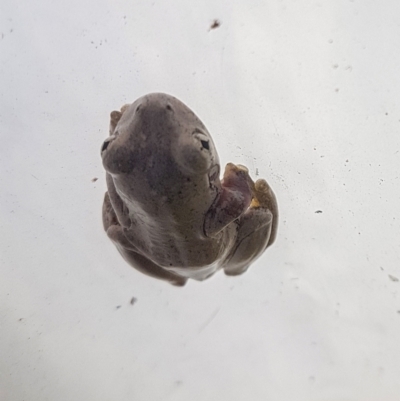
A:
250;179;273;208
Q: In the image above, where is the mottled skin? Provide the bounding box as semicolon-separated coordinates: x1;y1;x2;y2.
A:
101;93;278;286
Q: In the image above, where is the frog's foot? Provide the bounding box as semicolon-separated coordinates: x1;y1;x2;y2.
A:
223;207;273;276
109;104;130;135
249;178;276;210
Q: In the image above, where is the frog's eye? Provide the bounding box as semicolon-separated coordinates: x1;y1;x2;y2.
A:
200;139;209;150
193;129;212;153
101;134;117;155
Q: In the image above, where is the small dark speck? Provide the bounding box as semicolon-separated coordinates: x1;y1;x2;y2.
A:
397;310;400;314
91;177;98;182
116;305;121;309
209;19;221;31
18;318;23;321
130;297;137;305
389;275;399;282
315;210;323;213
385;112;388;116
255;168;259;176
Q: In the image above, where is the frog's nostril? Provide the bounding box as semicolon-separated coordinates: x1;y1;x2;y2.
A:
166;104;173;111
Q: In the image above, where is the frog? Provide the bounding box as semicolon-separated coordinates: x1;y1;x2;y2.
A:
101;93;278;286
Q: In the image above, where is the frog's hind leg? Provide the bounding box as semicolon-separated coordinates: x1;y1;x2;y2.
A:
223;178;278;276
223;207;273;276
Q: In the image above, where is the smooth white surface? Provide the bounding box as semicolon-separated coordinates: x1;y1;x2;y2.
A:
1;1;400;400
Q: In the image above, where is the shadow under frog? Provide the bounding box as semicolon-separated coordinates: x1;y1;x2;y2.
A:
101;93;278;286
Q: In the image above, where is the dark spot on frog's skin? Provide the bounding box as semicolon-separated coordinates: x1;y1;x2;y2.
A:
201;140;209;150
166;104;173;111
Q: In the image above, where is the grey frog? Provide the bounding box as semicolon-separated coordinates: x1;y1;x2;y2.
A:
101;93;278;286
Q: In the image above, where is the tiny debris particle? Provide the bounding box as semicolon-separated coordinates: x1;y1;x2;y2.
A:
130;297;137;305
116;305;121;309
389;275;399;282
91;177;98;182
209;19;221;31
315;210;323;214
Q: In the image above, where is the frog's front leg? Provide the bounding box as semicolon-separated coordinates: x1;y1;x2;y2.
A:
223;174;278;276
103;192;187;286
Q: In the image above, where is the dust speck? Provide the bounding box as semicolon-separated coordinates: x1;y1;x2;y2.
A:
209;19;221;31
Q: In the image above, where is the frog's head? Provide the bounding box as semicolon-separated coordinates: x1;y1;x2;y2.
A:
101;93;220;191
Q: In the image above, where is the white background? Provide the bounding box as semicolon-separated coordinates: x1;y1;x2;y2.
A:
1;1;400;400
